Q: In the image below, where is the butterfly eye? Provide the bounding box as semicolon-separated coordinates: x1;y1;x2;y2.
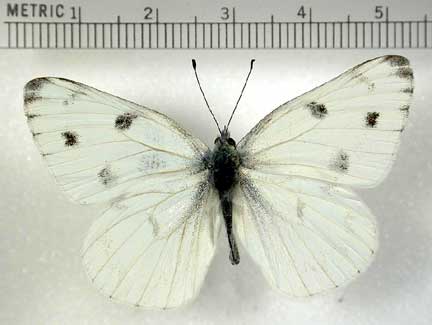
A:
214;137;222;145
227;138;236;146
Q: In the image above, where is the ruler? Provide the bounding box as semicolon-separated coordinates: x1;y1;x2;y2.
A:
2;3;432;50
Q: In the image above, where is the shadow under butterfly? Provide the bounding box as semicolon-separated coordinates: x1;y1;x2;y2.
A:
23;55;414;309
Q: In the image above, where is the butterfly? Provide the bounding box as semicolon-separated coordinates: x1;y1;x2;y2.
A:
24;55;413;309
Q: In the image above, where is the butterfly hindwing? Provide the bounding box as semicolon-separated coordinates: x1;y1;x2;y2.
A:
82;179;221;308
235;55;412;296
234;169;377;296
24;77;221;308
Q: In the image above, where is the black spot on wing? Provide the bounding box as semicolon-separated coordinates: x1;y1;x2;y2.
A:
332;150;349;172
384;55;410;67
307;101;328;119
61;131;79;147
98;166;115;186
25;78;49;92
395;67;414;80
365;112;380;128
115;112;138;130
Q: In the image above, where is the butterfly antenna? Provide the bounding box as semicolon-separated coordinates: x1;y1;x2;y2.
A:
226;59;255;128
192;59;222;134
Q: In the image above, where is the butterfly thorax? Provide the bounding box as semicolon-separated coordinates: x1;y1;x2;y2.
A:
208;133;240;194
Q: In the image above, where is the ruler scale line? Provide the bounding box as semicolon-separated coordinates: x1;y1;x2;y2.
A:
156;9;159;48
354;21;358;48
24;23;27;48
278;22;281;48
309;8;312;48
241;22;244;48
17;22;19;48
203;23;205;49
71;22;74;48
164;23;167;49
248;23;251;48
4;17;432;50
195;17;198;49
117;16;120;48
47;23;50;48
378;21;381;48
233;8;236;48
172;23;175;49
271;15;274;49
286;23;289;49
103;23;106;49
78;7;82;48
347;16;351;49
210;23;213;49
180;23;183;49
386;7;389;48
95;23;98;49
324;22;327;48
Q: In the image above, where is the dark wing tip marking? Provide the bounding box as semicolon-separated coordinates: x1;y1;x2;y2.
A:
25;78;49;92
307;101;328;119
24;78;49;106
384;55;410;67
115;112;138;130
98;166;115;186
365;112;380;128
332;150;349;172
61;131;79;147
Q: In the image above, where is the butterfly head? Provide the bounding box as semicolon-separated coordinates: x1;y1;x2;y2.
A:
214;126;236;148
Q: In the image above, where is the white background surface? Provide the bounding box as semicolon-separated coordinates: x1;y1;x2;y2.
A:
1;1;432;324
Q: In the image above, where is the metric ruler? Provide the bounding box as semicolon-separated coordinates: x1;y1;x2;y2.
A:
2;2;432;50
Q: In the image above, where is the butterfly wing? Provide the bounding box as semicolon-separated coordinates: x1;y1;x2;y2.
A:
24;78;221;308
239;55;413;188
82;179;221;308
235;55;413;296
24;77;207;204
234;169;377;296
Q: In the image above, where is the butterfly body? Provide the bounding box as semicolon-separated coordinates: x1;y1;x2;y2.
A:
206;129;241;264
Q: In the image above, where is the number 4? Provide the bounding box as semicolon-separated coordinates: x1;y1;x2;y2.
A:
297;6;306;19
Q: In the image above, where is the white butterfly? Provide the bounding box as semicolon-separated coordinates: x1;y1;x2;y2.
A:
24;55;413;309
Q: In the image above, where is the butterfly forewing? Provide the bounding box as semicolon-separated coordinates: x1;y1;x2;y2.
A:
24;77;222;308
239;55;413;188
24;77;207;204
235;55;412;296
